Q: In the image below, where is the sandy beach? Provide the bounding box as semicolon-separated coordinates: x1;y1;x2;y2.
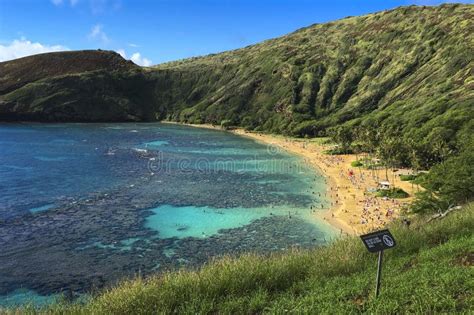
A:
233;129;419;236
165;122;416;235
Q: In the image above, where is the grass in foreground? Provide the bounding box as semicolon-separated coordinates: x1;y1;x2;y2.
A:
13;205;474;314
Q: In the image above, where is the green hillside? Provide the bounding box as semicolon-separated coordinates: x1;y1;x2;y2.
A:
0;50;149;122
12;204;473;314
154;4;473;139
0;50;137;95
1;4;472;140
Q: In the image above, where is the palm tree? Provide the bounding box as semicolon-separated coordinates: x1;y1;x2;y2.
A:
407;138;425;192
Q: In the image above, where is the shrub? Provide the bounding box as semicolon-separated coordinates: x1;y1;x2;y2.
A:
351;160;363;167
325;147;353;155
376;188;409;198
419;149;473;205
399;174;417;181
411;190;450;214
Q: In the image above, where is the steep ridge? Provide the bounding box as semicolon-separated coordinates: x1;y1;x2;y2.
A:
0;4;472;138
150;4;473;139
0;50;150;122
0;50;137;94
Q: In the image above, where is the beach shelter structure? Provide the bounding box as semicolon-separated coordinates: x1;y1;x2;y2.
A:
378;181;391;190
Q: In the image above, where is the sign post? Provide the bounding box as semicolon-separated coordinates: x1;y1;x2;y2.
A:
375;250;383;297
360;229;396;297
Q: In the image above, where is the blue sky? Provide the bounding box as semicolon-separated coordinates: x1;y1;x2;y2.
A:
0;0;472;65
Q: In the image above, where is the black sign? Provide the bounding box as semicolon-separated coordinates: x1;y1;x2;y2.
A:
360;229;396;253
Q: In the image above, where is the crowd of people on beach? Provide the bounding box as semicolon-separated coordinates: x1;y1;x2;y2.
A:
242;132;412;235
297;140;408;234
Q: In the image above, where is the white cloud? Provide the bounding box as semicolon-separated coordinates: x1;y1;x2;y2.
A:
51;0;80;7
88;24;109;44
130;52;152;67
115;49;152;67
116;48;127;59
52;0;122;11
128;43;139;48
0;38;68;62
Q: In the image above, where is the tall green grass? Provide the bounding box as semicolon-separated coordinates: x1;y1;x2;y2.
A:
12;204;473;314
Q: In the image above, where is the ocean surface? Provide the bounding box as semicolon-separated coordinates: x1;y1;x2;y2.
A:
0;123;335;307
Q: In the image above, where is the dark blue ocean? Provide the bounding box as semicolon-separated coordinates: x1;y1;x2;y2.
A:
0;123;334;307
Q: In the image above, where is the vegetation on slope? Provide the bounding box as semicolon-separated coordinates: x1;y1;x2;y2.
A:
0;69;156;122
151;4;473;140
0;50;137;94
13;204;473;314
0;50;151;122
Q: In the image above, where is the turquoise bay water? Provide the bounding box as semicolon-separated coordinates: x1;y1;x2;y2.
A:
0;123;334;307
0;290;61;309
145;205;326;239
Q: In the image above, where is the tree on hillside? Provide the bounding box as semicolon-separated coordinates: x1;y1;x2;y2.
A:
406;138;424;191
377;136;397;182
426;127;456;164
412;148;473;214
220;119;232;130
422;149;474;204
357;123;383;178
328;125;354;153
